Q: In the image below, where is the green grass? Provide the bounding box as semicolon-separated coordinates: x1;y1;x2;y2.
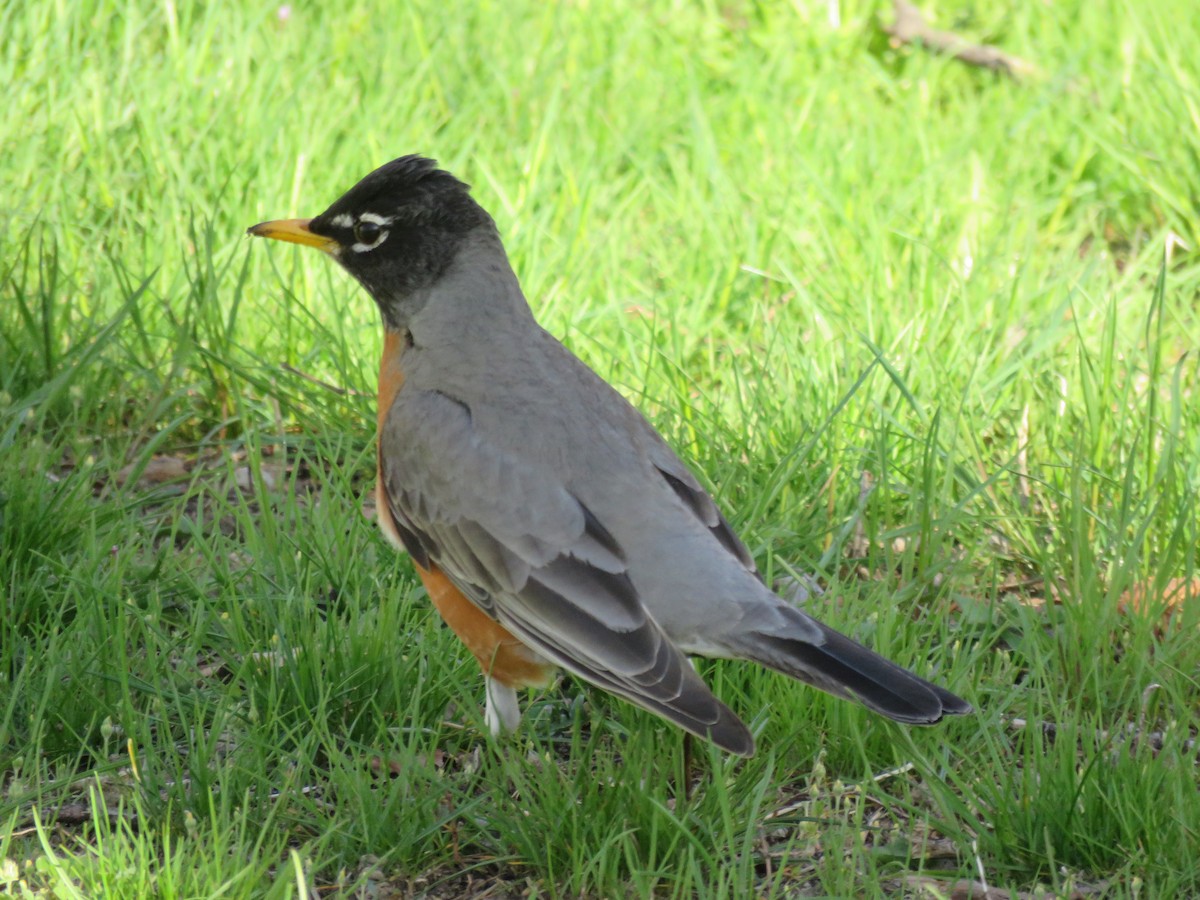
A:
3;0;1199;895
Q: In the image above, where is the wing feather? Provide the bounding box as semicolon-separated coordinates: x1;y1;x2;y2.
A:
651;455;760;577
380;387;752;753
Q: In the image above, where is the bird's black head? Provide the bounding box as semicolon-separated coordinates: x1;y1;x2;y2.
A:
248;155;496;328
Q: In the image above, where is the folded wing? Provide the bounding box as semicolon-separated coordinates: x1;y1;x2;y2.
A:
379;387;754;755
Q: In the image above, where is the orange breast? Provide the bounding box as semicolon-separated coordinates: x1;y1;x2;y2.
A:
415;563;554;688
376;329;408;436
375;328;553;690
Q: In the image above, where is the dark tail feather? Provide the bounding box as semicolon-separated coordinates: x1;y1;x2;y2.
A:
751;623;971;724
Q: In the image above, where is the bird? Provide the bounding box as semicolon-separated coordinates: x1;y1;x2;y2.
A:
247;155;971;756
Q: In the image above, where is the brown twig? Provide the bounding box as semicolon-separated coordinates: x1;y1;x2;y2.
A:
884;1;1035;79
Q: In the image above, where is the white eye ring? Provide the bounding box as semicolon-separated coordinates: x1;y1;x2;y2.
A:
351;213;393;252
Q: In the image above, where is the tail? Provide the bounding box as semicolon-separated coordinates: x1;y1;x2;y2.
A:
740;608;971;723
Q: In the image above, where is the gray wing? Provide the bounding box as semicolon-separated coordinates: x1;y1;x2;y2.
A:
380;387;753;755
647;444;761;579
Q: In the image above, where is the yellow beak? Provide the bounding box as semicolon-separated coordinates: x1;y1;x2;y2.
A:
246;218;338;253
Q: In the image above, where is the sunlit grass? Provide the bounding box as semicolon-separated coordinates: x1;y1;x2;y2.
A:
2;0;1199;896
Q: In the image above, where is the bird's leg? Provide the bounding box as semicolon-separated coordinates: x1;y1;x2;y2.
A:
681;732;698;800
484;675;521;736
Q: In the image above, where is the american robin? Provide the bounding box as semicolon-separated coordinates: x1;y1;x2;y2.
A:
248;155;970;756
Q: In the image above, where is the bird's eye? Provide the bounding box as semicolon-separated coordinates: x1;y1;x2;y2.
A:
354;220;383;245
